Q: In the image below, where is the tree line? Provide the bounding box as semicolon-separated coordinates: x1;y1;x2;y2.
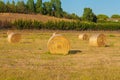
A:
0;0;120;23
0;0;99;22
0;0;80;20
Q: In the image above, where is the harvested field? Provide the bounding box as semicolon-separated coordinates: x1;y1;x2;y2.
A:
0;30;120;80
0;13;73;22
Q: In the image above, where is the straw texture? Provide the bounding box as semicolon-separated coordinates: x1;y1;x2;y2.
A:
7;30;14;35
89;34;106;47
78;33;89;40
8;33;21;43
47;34;70;55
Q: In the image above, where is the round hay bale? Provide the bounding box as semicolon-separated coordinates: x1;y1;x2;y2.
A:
47;34;70;55
7;30;14;35
8;33;21;43
52;32;56;36
52;32;59;36
89;33;106;47
78;33;89;40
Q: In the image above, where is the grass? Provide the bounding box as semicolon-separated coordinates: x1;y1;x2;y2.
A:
0;30;120;80
0;13;73;22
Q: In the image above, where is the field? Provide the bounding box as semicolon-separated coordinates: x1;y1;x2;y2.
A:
0;13;73;22
0;30;120;80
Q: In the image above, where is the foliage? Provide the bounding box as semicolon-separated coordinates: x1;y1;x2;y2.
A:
32;20;43;29
43;2;52;15
27;0;35;13
82;8;97;22
51;0;63;17
36;0;43;14
0;1;7;12
16;1;27;13
11;19;120;31
97;14;109;22
0;19;120;30
111;14;120;18
0;0;81;20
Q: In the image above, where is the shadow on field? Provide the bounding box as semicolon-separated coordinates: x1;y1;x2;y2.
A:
68;49;82;55
105;45;110;47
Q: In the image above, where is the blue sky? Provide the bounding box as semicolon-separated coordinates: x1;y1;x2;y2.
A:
4;0;120;17
60;0;120;17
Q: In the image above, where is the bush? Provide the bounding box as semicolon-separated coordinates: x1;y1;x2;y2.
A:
97;23;120;30
12;19;120;30
32;20;43;29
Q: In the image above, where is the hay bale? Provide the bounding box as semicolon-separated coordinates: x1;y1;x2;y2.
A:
7;30;14;35
78;33;89;40
47;34;70;55
8;33;21;43
52;32;59;36
89;33;106;47
52;32;56;36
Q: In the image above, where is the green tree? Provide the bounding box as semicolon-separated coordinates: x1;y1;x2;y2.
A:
62;11;69;18
0;0;7;12
43;2;52;15
6;0;11;12
51;0;63;17
111;14;120;18
11;0;16;13
82;8;97;22
70;13;80;20
16;1;27;13
27;0;35;13
97;14;109;22
36;0;43;14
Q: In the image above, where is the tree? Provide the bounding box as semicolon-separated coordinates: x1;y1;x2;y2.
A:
11;0;16;13
82;8;97;22
36;0;43;14
43;2;52;15
16;1;27;13
70;13;80;20
27;0;35;13
6;0;11;12
0;0;7;12
51;0;63;17
111;14;120;18
97;14;109;22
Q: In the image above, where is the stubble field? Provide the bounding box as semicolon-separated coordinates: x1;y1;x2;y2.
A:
0;30;120;80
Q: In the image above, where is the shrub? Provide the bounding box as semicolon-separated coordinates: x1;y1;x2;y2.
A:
12;19;120;30
32;20;43;29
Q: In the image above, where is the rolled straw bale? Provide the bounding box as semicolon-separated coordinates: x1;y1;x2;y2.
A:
89;33;106;47
78;33;89;40
7;30;14;35
8;32;21;43
52;32;59;36
47;34;70;55
52;32;56;36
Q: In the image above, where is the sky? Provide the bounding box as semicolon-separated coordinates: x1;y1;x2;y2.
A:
4;0;120;17
60;0;120;17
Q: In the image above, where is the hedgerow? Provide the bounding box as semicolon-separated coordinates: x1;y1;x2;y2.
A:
0;19;120;30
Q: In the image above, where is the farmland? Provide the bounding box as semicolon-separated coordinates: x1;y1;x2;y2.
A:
0;30;120;80
0;13;73;22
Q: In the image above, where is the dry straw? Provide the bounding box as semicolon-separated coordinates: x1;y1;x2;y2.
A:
8;32;21;43
78;33;89;40
47;33;70;55
7;30;14;35
52;32;59;36
89;33;106;47
52;32;57;36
